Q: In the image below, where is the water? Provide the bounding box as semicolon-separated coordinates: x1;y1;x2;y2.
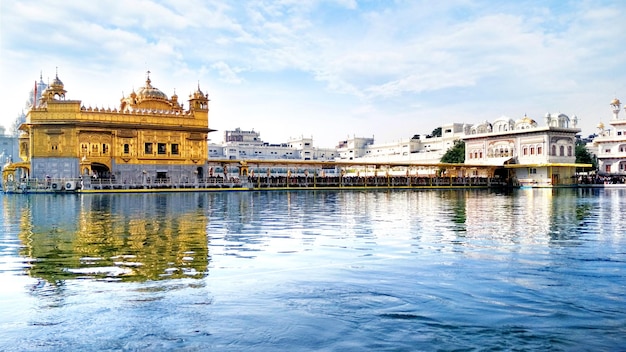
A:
0;189;625;351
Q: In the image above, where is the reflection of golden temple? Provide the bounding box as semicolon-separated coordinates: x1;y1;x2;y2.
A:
15;194;209;283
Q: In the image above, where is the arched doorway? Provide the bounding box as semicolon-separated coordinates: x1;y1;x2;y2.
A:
196;167;204;180
91;163;111;179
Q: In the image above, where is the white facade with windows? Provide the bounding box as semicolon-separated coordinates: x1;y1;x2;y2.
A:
336;123;465;163
463;114;581;186
592;98;626;176
208;128;337;161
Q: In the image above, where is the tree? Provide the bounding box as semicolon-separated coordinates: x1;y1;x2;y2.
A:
575;141;597;170
440;140;465;163
431;127;442;137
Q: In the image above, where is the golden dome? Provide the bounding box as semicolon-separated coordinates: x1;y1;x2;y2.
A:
611;98;621;106
50;74;64;89
190;83;206;100
517;115;536;125
597;122;605;129
136;76;168;101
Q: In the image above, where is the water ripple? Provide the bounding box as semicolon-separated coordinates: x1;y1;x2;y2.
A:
1;190;625;351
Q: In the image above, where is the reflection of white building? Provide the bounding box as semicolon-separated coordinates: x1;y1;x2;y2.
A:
208;128;337;161
592;98;626;176
336;123;465;163
463;113;582;187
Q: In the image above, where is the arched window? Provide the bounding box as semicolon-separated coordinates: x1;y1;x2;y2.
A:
523;147;528;156
537;146;542;155
560;145;565;156
567;146;572;156
530;146;535;155
552;145;557;156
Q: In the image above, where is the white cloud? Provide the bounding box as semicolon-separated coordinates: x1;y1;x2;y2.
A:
1;0;626;146
211;61;245;84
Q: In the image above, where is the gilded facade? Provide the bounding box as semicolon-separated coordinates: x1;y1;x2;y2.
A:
10;72;213;183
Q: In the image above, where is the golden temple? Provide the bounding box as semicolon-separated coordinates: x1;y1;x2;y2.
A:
5;71;213;186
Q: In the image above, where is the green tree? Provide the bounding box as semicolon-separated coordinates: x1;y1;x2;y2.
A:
431;127;442;137
440;140;465;163
575;141;596;169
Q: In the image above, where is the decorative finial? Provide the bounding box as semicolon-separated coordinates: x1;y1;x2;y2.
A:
145;71;151;87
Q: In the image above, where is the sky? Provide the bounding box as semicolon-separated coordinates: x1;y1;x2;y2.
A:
1;0;626;147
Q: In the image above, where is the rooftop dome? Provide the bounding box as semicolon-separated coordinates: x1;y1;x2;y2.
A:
611;98;621;106
493;115;513;122
190;83;206;100
514;114;537;129
136;74;168;101
50;74;64;89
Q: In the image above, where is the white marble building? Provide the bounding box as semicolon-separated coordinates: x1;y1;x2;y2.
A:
463;113;582;186
336;123;465;163
592;98;626;177
208;128;337;161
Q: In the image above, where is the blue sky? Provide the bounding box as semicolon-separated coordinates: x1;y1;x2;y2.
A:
1;0;625;147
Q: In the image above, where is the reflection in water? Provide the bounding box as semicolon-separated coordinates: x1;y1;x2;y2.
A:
3;189;601;286
1;189;624;351
11;194;209;283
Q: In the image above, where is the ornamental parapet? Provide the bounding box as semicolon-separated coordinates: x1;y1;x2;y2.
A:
80;105;194;116
28;105;208;128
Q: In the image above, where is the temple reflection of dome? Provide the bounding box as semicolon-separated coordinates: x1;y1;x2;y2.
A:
15;193;210;283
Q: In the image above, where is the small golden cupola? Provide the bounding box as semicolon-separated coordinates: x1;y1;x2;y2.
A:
188;82;209;111
610;98;621;107
39;71;67;105
514;114;537;129
170;89;182;110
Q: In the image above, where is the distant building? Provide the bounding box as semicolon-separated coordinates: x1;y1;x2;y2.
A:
462;113;583;187
337;123;465;163
335;136;375;160
592;98;626;177
1;75;46;177
209;128;337;161
9;74;48;136
0;127;19;169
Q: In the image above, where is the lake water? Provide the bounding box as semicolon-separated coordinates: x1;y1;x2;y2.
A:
0;189;625;351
